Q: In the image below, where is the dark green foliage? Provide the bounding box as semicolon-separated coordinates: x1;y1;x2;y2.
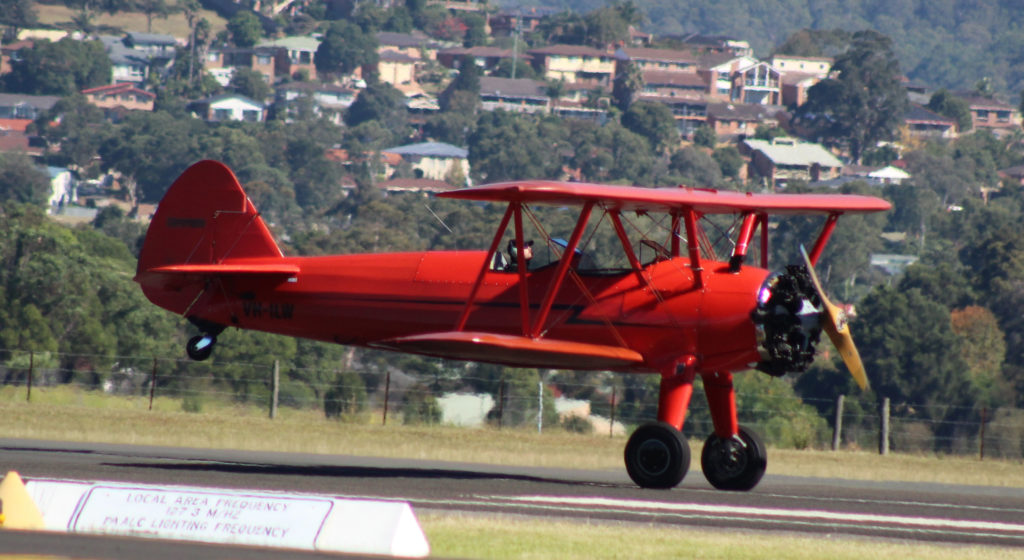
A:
401;384;442;425
793;30;907;163
2;38;111;95
0;153;50;206
315;20;379;79
324;369;368;418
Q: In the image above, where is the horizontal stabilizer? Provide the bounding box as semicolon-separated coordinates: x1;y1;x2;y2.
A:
148;263;300;276
374;331;645;370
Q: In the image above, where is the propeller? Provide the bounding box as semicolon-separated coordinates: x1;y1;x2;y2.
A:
800;246;869;390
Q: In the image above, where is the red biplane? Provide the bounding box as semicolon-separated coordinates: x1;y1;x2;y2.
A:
135;160;890;491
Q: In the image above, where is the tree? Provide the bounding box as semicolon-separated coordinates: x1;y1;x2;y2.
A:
621;101;678;153
692;124;717;148
226;11;261;48
344;80;409;143
229;68;271;102
439;56;480;111
669;146;721;187
0;0;38;40
712;146;744;181
792;30;908;163
927;89;973;133
0;152;50;206
315;20;379;79
856;285;977;447
135;0;174;32
611;59;642;111
468;111;562;183
2;38;111;95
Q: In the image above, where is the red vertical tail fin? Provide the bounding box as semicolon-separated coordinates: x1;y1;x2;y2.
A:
137;160;281;272
135;160;283;317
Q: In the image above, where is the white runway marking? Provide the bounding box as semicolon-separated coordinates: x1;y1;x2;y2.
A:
499;495;1024;535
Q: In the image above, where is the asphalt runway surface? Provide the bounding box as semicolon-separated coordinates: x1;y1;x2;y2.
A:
2;438;1024;558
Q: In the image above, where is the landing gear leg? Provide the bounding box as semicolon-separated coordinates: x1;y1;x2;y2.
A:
700;371;767;491
624;359;696;489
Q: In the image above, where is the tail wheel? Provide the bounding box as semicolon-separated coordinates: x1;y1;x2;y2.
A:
701;425;767;491
624;422;690;489
186;335;216;361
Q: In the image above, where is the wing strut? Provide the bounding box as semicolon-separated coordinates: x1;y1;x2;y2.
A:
455;203;515;332
728;212;758;272
530;201;593;338
682;209;704;289
807;213;840;266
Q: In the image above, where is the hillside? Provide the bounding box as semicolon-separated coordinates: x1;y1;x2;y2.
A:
506;0;1024;99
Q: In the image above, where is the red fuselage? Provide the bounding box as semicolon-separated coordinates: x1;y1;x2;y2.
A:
139;250;769;374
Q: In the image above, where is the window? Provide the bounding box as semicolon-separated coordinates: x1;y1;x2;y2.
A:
213;108;232;121
242;110;260;122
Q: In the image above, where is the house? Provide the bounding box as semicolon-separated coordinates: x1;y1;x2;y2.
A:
903;104;958;139
697;53;758;100
780;72;822;107
640;70;707;98
998;164;1024;186
614;47;698;74
960;95;1022;134
706;102;783;140
742;137;843;188
82;83;156;112
376;31;440;61
1;39;32;75
731;62;782;105
436;46;525;73
188;94;265;123
769;54;832;78
376;50;421;94
205;46;282;86
488;6;559;37
100;33;176;85
842;164;912;185
527;44;615;87
0;93;60;120
381;141;470;183
376;177;459;193
672;33;752;57
638;93;707;137
478;76;549;114
273;82;355;123
257;36;320;80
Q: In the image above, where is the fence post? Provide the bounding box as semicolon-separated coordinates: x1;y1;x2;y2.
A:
27;351;33;403
148;357;157;411
610;387;617;439
832;394;844;451
879;398;890;455
979;407;987;461
537;381;543;434
497;379;505;429
382;370;391;426
270;360;279;420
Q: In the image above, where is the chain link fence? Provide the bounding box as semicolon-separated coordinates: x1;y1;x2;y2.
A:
2;349;1022;460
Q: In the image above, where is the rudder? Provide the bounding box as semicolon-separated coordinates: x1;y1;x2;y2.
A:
137;160;281;273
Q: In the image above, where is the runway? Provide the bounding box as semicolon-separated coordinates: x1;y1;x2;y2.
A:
2;438;1024;556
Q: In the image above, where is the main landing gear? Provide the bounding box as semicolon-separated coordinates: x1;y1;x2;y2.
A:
623;369;767;491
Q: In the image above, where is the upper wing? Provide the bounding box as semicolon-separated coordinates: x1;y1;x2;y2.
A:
439;180;891;215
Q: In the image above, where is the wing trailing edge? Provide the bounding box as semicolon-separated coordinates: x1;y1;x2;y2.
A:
373;331;645;370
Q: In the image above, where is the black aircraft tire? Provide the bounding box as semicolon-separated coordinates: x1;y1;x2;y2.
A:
624;421;690;489
186;335;215;361
701;425;767;491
